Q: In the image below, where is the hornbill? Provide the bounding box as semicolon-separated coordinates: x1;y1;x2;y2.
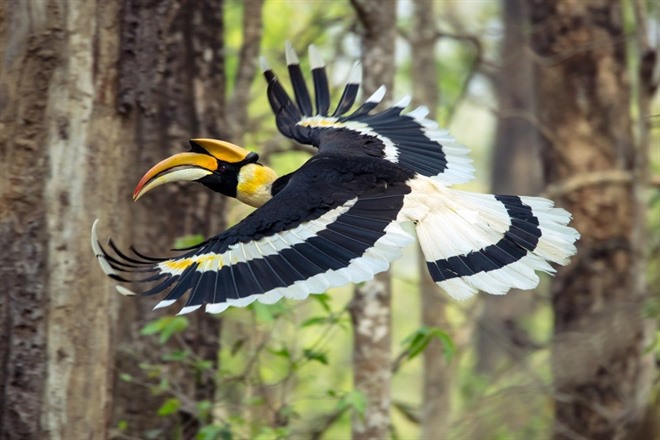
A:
92;44;579;315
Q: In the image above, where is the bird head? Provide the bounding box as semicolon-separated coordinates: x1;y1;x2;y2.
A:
133;138;278;207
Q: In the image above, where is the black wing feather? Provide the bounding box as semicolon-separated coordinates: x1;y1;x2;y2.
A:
93;157;414;314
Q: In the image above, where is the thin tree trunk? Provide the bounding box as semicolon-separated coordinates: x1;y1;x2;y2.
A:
527;1;655;438
0;1;130;438
475;0;542;376
409;1;452;438
227;0;264;145
348;0;396;438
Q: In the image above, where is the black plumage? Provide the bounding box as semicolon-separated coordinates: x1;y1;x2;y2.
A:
92;43;579;314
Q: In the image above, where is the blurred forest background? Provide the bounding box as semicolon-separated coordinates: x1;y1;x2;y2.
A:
1;0;658;439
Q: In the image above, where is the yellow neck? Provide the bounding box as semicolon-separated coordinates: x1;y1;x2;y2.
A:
236;163;278;207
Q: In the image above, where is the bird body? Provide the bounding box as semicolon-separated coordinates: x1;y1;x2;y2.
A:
92;44;579;314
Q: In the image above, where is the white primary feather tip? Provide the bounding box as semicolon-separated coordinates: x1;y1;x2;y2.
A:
259;56;271;72
284;41;299;65
366;85;386;103
394;95;411;109
178;304;202;316
407;106;429;120
308;44;325;69
347;61;362;84
206;303;230;314
154;299;176;310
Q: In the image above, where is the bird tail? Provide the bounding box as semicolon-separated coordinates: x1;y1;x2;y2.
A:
411;182;579;300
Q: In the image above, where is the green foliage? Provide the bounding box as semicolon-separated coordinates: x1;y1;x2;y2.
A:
254;426;291;440
140;316;189;344
335;390;367;417
401;325;455;362
302;348;329;365
157;398;181;416
173;234;206;249
196;424;232;440
132;284;361;438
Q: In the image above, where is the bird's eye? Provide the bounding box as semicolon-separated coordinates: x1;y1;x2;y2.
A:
217;164;228;173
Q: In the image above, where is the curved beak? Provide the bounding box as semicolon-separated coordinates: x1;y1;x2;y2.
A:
133;139;252;201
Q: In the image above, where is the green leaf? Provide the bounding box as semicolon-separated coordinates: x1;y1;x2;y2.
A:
252;302;275;323
197;425;232;440
160;317;189;344
196;400;213;420
119;373;133;382
406;332;430;360
230;338;246;356
140;316;189;344
301;316;329;327
255;427;290;440
312;293;332;313
431;329;456;362
302;348;328;365
268;346;291;359
173;234;205;249
251;301;288;323
402;326;455;362
157;397;181;416
337;390;367;416
194;359;214;372
140;319;166;336
117;420;128;431
162;349;189;362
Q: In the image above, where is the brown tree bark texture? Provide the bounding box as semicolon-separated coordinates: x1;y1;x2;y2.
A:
409;1;453;438
348;0;396;438
1;1;130;438
528;1;654;438
1;0;232;438
475;0;542;376
111;0;228;437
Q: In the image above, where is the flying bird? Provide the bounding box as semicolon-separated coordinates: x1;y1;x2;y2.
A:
92;44;579;315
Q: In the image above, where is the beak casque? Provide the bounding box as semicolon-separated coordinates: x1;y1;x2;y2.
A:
132;139;251;201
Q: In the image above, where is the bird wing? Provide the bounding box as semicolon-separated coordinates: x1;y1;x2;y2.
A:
262;44;474;186
92;158;415;315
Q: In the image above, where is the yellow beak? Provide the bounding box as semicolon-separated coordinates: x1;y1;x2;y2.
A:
132;139;251;201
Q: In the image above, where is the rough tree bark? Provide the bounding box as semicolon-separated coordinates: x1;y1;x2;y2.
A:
111;0;229;437
0;0;233;438
527;1;655;438
348;0;396;438
0;1;130;438
226;0;264;145
475;0;542;376
409;1;452;438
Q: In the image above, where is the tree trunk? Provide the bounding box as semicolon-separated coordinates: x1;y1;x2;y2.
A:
111;0;228;437
527;1;655;438
0;0;233;438
227;0;264;144
348;1;396;438
409;1;452;438
0;1;130;438
475;0;542;376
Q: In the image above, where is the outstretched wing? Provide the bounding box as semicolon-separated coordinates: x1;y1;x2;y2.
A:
92;160;414;315
262;43;474;186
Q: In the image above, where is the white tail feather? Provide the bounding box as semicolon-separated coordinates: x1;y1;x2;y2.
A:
405;177;579;300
